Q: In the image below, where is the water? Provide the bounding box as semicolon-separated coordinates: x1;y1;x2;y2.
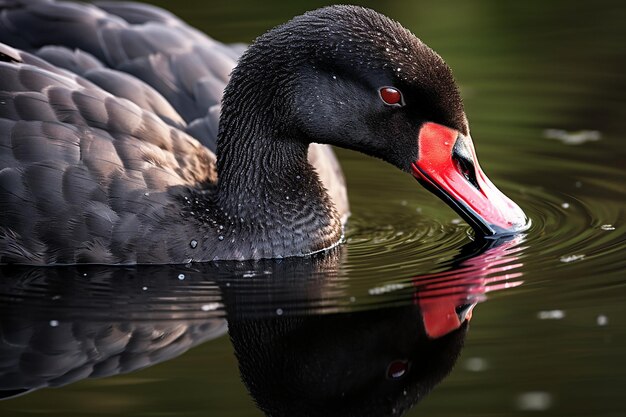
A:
1;0;625;416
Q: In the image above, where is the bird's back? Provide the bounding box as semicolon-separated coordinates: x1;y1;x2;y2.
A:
0;0;228;263
0;0;349;264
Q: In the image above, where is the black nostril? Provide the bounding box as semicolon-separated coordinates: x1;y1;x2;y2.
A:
455;303;475;322
452;134;480;191
452;136;481;191
453;153;480;190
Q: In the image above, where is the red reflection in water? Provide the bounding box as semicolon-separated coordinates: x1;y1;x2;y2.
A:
413;235;526;338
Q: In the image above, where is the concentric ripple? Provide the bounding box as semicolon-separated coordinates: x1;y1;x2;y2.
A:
0;143;624;322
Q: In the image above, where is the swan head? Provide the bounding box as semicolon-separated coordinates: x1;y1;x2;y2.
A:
222;5;528;236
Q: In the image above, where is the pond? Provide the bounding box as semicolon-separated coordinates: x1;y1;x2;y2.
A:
1;0;625;416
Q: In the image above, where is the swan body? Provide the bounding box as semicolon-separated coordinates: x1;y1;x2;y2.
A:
0;1;526;265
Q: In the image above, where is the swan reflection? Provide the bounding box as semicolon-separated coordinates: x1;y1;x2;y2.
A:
0;236;524;415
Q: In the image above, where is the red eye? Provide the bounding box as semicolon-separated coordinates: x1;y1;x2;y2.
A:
386;360;410;379
379;87;404;106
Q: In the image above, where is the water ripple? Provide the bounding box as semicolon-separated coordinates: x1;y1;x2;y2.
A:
0;153;623;321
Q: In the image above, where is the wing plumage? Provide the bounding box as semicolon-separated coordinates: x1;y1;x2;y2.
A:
0;0;348;264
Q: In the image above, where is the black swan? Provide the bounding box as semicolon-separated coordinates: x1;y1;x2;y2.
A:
0;1;527;264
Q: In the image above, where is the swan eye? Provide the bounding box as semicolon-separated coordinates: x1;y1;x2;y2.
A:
379;87;404;107
386;360;410;379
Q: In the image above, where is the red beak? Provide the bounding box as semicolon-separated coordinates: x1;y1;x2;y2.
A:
411;122;528;236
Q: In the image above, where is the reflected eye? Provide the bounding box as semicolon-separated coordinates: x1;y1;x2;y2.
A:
379;87;404;106
386;360;410;379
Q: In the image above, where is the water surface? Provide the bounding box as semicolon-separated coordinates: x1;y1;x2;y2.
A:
1;0;625;416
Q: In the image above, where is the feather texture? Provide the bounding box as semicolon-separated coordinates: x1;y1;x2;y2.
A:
0;0;352;264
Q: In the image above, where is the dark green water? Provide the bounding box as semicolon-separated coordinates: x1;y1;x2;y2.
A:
1;0;625;416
